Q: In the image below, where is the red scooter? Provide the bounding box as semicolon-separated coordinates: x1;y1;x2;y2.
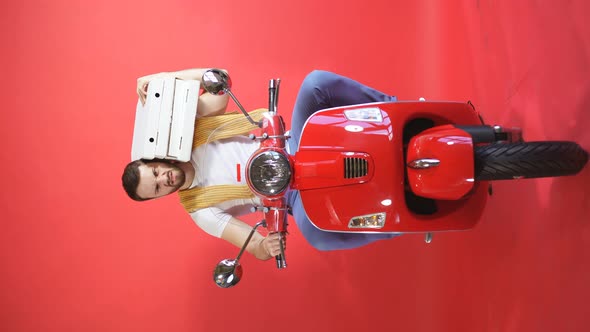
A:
202;69;589;288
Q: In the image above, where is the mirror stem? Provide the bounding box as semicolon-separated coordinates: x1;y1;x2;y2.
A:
235;220;266;262
225;89;262;127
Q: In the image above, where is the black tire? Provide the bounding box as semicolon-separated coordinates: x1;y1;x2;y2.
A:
474;141;588;181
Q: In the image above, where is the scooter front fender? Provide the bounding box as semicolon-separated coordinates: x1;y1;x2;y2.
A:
407;125;475;200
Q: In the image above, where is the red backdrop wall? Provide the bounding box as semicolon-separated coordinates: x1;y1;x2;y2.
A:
1;1;589;331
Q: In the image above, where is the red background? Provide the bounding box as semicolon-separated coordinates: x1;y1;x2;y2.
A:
1;1;589;331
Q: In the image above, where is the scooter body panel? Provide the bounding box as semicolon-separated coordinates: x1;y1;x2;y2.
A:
294;101;488;233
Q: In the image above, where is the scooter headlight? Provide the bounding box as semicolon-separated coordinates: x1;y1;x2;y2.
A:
248;151;291;195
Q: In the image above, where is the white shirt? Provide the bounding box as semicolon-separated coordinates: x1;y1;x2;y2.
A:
188;136;261;237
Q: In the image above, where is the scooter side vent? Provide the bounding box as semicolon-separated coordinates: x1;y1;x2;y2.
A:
344;157;368;178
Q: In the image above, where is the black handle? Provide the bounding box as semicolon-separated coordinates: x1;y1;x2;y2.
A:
275;232;287;269
275;255;284;268
268;79;280;114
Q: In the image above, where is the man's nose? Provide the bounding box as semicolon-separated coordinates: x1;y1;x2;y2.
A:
157;172;168;185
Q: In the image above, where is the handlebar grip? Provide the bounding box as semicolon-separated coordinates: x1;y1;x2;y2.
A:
275;234;287;269
275;255;284;268
268;79;280;114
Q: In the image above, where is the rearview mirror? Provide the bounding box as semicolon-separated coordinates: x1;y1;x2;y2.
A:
213;259;243;288
202;69;232;95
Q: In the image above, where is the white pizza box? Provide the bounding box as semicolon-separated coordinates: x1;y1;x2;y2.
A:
131;78;200;162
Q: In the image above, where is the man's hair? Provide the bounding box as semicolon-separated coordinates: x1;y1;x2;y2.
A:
122;160;149;201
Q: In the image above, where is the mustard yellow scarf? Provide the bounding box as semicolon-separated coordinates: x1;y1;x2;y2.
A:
178;108;267;212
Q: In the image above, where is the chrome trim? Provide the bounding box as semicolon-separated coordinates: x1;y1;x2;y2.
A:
408;158;441;169
248;150;292;195
492;125;523;143
248;134;289;140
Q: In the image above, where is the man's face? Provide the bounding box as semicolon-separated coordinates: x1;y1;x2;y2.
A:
136;161;186;200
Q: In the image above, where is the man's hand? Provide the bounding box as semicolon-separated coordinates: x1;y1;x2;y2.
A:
136;72;169;105
260;232;286;257
221;218;287;261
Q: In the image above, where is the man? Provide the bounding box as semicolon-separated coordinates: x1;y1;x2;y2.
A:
122;68;400;261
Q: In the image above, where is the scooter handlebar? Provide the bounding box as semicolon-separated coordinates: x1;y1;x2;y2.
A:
269;79;281;114
275;232;287;268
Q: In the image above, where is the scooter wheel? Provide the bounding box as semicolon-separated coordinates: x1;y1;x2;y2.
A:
474;141;588;181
